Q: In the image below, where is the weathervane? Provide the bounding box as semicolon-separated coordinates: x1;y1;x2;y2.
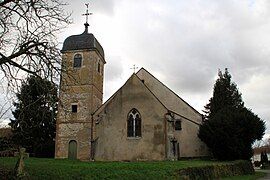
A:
130;64;138;74
82;3;93;32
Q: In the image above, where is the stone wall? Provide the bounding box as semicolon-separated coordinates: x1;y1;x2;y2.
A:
137;69;209;158
166;113;208;159
55;49;104;160
94;75;168;161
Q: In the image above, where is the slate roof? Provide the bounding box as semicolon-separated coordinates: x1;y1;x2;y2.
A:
61;25;104;58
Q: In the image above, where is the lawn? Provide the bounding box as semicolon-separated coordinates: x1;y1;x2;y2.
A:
222;172;266;180
0;157;261;179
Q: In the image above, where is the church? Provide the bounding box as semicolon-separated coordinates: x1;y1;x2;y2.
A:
55;21;209;161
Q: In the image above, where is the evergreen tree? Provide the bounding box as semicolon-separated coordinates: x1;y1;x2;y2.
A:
9;76;58;157
199;69;265;160
203;69;244;119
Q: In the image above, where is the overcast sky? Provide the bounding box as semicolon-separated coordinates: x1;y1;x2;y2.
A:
2;0;270;139
58;0;270;136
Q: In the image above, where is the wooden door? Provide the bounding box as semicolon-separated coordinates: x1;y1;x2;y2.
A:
68;140;77;160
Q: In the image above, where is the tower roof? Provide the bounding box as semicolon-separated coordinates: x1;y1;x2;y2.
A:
61;24;104;58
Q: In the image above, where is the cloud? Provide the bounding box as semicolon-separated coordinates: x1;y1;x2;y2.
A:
0;94;13;125
240;73;270;134
3;0;270;136
105;56;124;81
102;0;270;98
92;0;119;15
64;0;118;18
90;0;270;133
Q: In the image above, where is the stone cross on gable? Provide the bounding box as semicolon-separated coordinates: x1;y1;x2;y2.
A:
14;147;29;177
130;64;138;74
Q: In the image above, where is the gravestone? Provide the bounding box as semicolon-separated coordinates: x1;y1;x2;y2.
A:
14;148;29;177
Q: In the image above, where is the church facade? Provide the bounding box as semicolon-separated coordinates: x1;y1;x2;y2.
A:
55;23;208;161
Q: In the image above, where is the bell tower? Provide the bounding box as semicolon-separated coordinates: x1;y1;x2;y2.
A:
55;5;106;160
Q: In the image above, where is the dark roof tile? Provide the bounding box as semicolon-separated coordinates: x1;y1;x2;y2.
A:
61;31;104;58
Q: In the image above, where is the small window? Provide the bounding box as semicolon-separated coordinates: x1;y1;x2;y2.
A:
71;105;77;113
97;62;101;73
127;108;141;137
175;120;182;131
73;54;82;68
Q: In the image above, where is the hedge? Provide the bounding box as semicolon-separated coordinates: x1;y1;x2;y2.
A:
176;160;254;180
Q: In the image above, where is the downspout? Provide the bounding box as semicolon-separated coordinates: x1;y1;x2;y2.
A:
90;113;94;161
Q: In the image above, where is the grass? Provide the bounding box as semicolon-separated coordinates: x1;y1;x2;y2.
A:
222;172;266;180
0;157;259;179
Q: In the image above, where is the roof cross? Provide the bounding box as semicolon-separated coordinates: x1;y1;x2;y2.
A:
82;3;93;25
130;64;138;74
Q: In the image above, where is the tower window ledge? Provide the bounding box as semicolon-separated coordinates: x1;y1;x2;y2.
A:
127;137;141;140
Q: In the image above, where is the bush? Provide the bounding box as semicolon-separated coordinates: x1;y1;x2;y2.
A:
0;149;17;157
0;167;14;180
176;160;254;179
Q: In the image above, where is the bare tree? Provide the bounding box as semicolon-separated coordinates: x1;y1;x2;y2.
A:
0;83;15;126
0;0;71;88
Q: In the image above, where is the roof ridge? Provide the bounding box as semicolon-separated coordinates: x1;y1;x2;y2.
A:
134;73;201;125
136;68;201;115
133;73;168;111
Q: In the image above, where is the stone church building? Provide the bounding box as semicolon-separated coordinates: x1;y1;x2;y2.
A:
55;23;208;161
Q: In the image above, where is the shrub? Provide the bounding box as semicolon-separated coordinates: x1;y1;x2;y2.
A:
176;160;254;179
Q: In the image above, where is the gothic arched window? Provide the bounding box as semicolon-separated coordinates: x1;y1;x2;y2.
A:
73;54;82;68
127;108;141;137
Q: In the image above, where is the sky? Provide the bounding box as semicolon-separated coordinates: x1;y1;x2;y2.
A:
1;0;270;140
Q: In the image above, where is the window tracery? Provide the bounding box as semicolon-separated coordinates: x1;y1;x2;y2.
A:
127;109;141;137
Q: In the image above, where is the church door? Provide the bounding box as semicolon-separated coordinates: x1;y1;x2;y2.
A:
68;140;77;160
